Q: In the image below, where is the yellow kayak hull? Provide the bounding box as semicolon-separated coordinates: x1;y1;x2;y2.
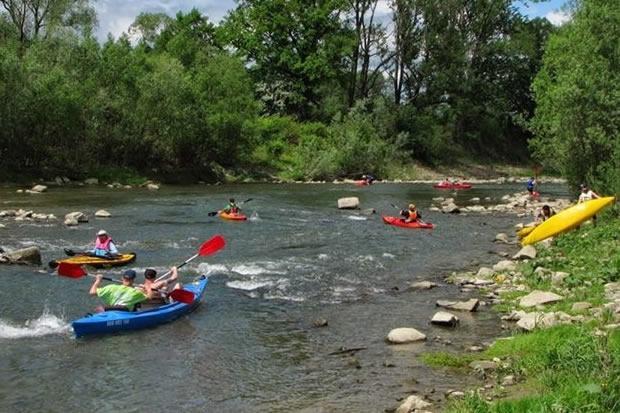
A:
522;197;615;245
517;226;536;239
50;253;137;268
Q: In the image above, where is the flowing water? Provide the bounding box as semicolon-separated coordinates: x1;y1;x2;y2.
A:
0;183;569;412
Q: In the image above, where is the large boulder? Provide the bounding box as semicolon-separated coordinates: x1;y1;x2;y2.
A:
386;328;427;344
0;246;42;265
516;312;558;331
65;211;88;223
436;298;480;312
519;290;564;308
337;197;360;209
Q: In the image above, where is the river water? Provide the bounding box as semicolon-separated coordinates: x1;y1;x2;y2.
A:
0;183;568;412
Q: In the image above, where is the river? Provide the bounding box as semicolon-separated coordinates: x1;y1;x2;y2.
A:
0;182;568;412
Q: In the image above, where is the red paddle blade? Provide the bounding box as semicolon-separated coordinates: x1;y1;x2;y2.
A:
169;289;195;304
57;262;87;278
198;235;226;256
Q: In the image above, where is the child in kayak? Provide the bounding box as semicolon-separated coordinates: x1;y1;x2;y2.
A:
89;269;146;312
401;204;422;223
140;267;182;303
89;229;119;258
223;198;240;214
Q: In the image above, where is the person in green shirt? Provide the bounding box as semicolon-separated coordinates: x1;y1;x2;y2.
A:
89;269;147;312
223;198;240;214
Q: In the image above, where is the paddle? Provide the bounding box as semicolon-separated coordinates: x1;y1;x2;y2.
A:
154;235;226;283
207;198;253;217
57;263;195;304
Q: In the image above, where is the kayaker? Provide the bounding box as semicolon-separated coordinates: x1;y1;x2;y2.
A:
89;269;146;312
223;198;240;214
89;229;119;258
578;184;600;203
401;204;421;223
362;174;375;185
536;205;556;222
140;267;182;303
526;177;537;195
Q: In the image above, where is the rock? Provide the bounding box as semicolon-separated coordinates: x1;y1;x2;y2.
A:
65;211;88;223
360;208;376;215
436;298;480;312
476;267;495;278
432;197;445;202
0;246;42;265
409;281;438;290
0;224;5;228
493;260;517;272
442;202;460;213
551;271;569;286
431;311;459;327
429;206;441;212
30;184;47;193
84;178;98;185
386;328;427;344
313;318;328;328
513;245;537;260
146;183;160;190
469;360;497;371
395;395;432;413
337;197;359;209
516;312;558;331
495;233;509;243
446;390;465;399
571;302;592;312
64;217;79;226
501;310;527;321
95;209;112;218
501;375;515;386
520;291;563;308
470;197;480;203
469;345;484;352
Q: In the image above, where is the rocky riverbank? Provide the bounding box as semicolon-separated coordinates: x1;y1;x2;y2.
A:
387;212;619;412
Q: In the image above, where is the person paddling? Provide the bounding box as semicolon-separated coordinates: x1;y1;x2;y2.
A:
140;267;182;304
89;269;146;312
400;204;422;223
90;229;119;258
223;198;240;214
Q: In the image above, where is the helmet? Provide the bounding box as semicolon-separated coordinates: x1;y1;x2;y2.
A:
97;229;107;236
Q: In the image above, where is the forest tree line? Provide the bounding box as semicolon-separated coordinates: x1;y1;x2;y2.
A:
0;0;617;193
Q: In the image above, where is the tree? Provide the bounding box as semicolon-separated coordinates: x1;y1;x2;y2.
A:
530;0;620;194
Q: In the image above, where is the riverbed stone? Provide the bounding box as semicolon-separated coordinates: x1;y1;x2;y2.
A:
494;233;509;243
84;178;99;185
519;291;563;308
516;312;558;331
469;360;497;371
386;328;427;344
0;246;42;265
571;302;592;312
65;211;88;223
431;311;459;327
337;197;359;209
146;183;160;190
95;209;111;218
436;298;480;312
476;267;495;278
442;202;460;213
502;375;516;386
493;260;517;272
409;281;438;290
30;184;47;193
395;395;432;413
513;245;536;260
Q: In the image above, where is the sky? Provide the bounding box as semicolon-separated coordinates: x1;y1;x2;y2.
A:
94;0;571;42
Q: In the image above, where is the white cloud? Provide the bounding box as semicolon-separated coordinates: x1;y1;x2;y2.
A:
545;10;571;26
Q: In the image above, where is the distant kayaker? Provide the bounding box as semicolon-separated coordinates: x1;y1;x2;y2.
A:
223;198;240;214
537;205;556;222
578;184;600;203
362;174;375;185
526;177;537;195
90;229;119;258
401;204;421;223
89;269;146;312
140;267;181;303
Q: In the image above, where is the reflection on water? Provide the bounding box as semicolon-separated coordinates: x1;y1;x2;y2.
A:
0;183;568;412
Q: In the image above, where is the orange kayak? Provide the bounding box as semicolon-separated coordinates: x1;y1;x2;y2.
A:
219;211;247;221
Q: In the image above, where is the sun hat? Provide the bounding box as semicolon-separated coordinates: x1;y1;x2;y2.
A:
97;229;108;236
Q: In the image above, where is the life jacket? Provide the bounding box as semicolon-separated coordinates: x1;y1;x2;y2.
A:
229;204;239;214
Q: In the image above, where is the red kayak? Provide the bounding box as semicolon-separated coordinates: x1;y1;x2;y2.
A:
354;180;370;186
219;211;247;221
433;182;472;190
382;216;434;229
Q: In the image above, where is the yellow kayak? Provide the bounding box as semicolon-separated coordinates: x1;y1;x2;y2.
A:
522;197;615;245
517;226;536;239
49;253;137;268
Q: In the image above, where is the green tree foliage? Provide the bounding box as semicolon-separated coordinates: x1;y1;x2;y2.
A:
530;0;620;195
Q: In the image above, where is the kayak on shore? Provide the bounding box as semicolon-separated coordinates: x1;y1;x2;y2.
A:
382;216;434;229
433;181;472;190
72;275;208;337
522;197;616;245
219;211;247;221
49;253;136;269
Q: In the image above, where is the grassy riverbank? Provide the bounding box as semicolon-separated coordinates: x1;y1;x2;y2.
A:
423;213;620;412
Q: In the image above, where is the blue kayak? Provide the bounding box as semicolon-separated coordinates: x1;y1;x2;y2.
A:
73;276;208;337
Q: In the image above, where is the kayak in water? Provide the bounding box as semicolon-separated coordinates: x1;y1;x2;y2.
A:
382;216;434;229
354;180;369;186
433;181;472;190
219;211;247;221
72;276;208;337
49;253;136;269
